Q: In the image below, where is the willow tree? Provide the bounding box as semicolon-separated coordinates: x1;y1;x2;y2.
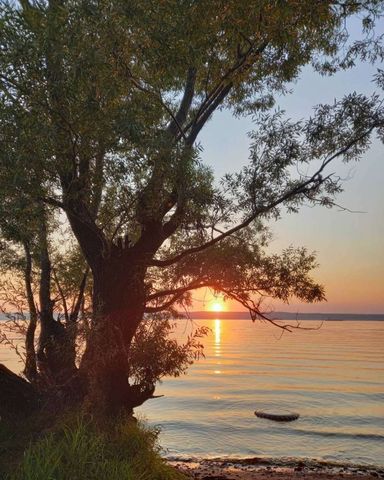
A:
1;0;383;412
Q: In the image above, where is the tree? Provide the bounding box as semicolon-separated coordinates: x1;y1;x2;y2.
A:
0;0;383;413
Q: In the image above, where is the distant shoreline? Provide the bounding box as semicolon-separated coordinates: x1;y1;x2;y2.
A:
1;312;383;322
181;311;384;321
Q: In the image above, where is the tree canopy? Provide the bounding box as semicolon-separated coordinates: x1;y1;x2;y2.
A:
0;0;384;413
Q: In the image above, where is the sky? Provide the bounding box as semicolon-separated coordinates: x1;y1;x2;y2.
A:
195;46;384;314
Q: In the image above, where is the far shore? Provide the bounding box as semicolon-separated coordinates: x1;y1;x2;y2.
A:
170;457;384;479
176;311;384;321
1;311;384;322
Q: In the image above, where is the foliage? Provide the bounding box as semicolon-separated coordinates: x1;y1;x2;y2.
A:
1;1;383;313
1;413;186;480
128;315;209;385
0;0;384;410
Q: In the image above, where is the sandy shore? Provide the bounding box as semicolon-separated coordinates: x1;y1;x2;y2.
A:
169;458;384;480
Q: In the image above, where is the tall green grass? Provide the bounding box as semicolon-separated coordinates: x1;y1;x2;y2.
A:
1;414;187;480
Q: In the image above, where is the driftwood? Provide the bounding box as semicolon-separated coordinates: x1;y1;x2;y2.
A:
0;364;39;420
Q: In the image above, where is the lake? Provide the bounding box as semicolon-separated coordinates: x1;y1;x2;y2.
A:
138;319;384;467
1;318;383;466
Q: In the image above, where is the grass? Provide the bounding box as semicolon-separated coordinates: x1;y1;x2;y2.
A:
0;413;187;480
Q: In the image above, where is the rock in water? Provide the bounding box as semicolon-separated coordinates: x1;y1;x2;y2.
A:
254;409;300;422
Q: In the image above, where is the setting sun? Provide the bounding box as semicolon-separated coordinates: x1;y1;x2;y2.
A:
211;301;224;312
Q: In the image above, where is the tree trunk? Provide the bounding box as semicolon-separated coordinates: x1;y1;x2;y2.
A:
66;268;89;369
81;254;151;414
22;241;38;382
36;213;77;385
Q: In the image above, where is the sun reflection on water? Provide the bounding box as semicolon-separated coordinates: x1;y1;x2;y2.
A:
214;318;222;362
214;319;221;345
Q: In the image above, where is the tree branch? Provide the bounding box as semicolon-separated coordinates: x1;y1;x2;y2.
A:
64;200;108;270
182;40;269;145
145;280;216;312
186;83;233;146
219;288;320;332
70;267;89;323
150;123;378;268
41;196;66;209
150;178;321;267
113;50;189;140
52;267;69;323
167;67;197;137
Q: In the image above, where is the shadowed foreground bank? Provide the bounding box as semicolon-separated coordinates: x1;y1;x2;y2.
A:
1;412;383;480
0;413;186;480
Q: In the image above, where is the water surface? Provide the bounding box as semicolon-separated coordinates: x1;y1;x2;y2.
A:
138;319;384;466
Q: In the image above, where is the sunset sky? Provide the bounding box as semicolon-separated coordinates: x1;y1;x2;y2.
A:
195;37;384;315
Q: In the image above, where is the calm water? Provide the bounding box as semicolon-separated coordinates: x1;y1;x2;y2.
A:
137;320;384;466
1;319;383;466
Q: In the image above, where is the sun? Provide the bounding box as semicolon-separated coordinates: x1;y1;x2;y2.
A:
211;301;224;312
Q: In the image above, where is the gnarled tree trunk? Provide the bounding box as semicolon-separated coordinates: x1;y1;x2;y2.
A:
81;253;151;413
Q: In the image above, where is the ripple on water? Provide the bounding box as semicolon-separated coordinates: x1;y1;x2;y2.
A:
138;320;384;466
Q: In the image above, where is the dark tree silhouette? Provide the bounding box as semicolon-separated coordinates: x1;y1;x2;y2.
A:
0;0;383;414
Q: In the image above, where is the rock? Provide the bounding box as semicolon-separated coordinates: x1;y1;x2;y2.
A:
254;409;300;422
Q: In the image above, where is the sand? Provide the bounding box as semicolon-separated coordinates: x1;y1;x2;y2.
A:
170;459;384;480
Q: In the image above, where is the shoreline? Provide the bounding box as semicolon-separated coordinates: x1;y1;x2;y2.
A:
168;457;384;480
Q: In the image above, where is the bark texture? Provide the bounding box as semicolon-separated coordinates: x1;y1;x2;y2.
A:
80;253;153;413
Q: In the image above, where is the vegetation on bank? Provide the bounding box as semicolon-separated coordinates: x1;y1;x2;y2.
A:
0;413;186;480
